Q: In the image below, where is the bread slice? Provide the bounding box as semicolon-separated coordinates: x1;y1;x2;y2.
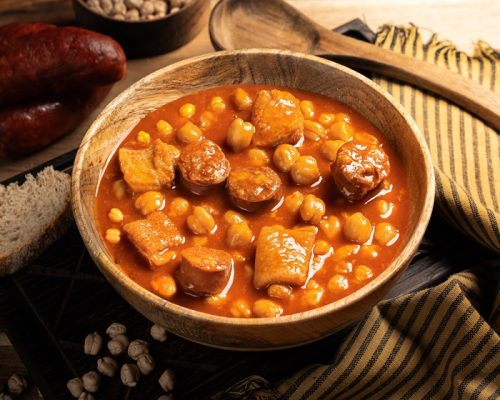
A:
0;166;72;275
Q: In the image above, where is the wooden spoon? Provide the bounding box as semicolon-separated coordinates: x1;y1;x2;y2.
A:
209;0;500;131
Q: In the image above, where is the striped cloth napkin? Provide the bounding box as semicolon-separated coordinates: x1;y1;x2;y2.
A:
215;26;500;400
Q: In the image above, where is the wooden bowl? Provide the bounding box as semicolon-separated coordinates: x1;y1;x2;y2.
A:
72;49;434;350
72;0;209;58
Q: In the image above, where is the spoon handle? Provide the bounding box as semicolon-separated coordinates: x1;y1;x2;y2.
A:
317;30;500;131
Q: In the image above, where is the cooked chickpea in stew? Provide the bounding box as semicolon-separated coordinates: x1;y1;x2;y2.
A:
96;85;410;317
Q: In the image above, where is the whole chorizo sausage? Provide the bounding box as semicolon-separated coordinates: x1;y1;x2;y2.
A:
0;22;56;53
0;86;111;157
0;27;126;106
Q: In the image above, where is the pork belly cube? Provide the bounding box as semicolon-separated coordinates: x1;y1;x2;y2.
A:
254;225;315;289
176;247;233;296
251;89;304;147
123;211;184;266
118;139;175;192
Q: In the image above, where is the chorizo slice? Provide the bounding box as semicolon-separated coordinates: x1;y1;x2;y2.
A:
254;225;316;290
175;247;233;296
226;166;282;212
251;89;304;147
178;139;230;195
331;141;390;202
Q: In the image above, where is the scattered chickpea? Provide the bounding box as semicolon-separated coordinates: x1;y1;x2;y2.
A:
177;121;202;144
300;100;315;119
376;199;393;218
210;96;226;112
303;120;327;141
97;356;118;378
253;299;283;317
179;103;196;118
300;194;326;225
284;191;304;214
134;191;165;215
374;222;398;246
137;130;151;144
187;206;216;235
105;228;121;244
156;120;173;139
137;353;156;375
329;120;354;141
112;179;127;200
108;334;129;355
331;244;360;262
327;274;349;293
84;332;103;356
229;299;252;318
333;261;353;274
158;395;174;400
226;222;254;247
344;212;372;244
128;339;149;361
150;250;176;267
121;364;140;387
82;371;100;393
0;394;13;400
78;393;94;400
150;324;168;342
248;148;270;166
273;144;300;172
106;322;127;338
159;369;176;393
67;377;83;398
168;197;190;217
354;265;374;282
151;274;177;298
291;155;321;186
314;240;331;255
227;118;255;152
267;284;293;300
319;215;342;240
318;113;335;126
223;210;246;224
233;88;253;111
7;374;28;396
320;140;345;162
108;207;124;223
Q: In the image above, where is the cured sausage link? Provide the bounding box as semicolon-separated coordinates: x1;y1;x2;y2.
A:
0;22;56;53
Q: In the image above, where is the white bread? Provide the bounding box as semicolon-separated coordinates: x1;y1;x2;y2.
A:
0;166;72;276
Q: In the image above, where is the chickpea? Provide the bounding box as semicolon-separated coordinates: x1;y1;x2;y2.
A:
135;191;165;215
354;131;379;145
374;222;398;246
301;280;324;306
210;96;226;112
327;274;349;293
192;236;208;246
319;215;342;240
156;119;173;140
376;199;393;218
179;103;196;118
253;299;283;317
318;113;335;127
273;144;300;172
230;300;252;318
205;294;227;306
169;197;190;216
314;240;331;255
344;212;372;244
233;88;253;111
300;194;325;225
227;118;255;152
177;121;202;144
320;140;345;162
223;210;246;224
354;265;373;282
284;191;304;214
336;113;351;123
112;179;127;200
105;228;121;244
291;155;321;186
187;206;216;235
331;244;360;262
303;120;327;141
150;250;176;267
226;222;254;247
151;274;177;298
247;148;270;166
300;100;315;119
137;130;151;144
359;244;380;259
108;207;124;223
329;120;354;141
267;284;293;300
199;111;215;129
334;261;353;274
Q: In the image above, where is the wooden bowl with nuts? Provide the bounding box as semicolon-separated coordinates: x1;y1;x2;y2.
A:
72;0;210;58
72;49;435;350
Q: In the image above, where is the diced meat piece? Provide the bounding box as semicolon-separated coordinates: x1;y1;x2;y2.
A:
175;247;233;296
251;89;304;147
226;166;282;212
118;139;175;192
331;141;390;203
178;139;230;195
254;225;315;289
123;211;184;266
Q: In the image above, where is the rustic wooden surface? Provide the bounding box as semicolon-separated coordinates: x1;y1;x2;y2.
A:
0;0;499;181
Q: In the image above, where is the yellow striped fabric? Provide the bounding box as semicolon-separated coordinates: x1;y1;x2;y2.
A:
373;26;500;253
